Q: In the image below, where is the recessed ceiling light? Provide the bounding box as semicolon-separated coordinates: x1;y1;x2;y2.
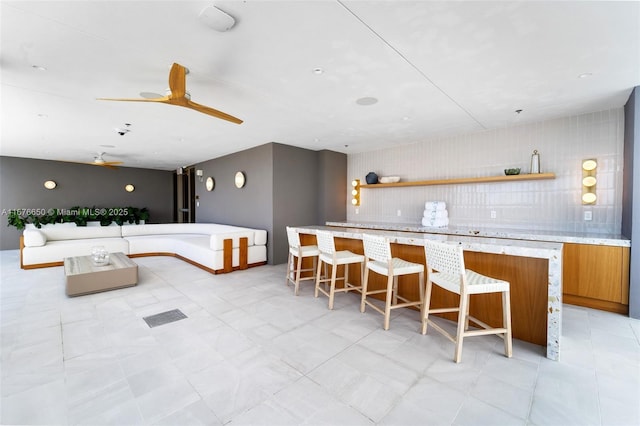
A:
578;72;593;79
356;97;378;106
312;68;324;75
31;65;47;71
402;116;410;121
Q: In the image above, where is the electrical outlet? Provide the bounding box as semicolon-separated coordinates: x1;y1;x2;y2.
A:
490;210;497;219
397;209;402;217
584;211;592;221
355;208;359;214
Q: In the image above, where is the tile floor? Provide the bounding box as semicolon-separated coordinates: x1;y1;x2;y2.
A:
1;250;639;425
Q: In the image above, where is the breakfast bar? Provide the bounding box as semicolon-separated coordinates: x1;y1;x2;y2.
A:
293;225;564;360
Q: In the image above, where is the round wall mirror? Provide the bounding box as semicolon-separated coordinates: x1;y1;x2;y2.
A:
206;176;215;191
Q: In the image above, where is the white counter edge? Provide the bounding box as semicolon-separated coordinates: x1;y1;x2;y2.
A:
326;221;630;248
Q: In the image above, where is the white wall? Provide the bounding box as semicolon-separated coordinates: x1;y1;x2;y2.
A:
348;108;624;234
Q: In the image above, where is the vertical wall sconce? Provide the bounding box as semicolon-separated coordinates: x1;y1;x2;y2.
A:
582;159;597;204
196;169;204;182
351;179;360;206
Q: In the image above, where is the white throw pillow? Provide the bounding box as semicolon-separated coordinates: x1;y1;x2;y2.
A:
23;229;47;247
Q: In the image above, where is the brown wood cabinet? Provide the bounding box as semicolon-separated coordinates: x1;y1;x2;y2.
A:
563;243;630;314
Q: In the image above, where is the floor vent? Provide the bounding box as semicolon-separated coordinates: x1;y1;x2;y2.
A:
143;309;187;328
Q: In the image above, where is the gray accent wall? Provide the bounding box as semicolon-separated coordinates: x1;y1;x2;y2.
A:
195;142;346;265
317;149;348;224
272;143;319;265
623;87;639;318
0;156;173;249
194;143;275;258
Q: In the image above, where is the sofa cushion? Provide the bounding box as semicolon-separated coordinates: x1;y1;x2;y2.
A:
125;234;206;255
26;223;122;241
23;229;47;247
254;230;267;246
122;223;236;236
209;231;255;250
21;238;129;266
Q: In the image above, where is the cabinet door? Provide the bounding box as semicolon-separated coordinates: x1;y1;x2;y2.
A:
563;243;623;303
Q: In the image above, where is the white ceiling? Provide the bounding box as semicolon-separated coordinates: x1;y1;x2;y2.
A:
1;1;638;171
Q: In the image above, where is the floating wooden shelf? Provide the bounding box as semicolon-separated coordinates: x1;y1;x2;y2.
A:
360;173;556;188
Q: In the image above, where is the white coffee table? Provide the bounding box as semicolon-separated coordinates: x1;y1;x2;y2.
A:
64;252;138;296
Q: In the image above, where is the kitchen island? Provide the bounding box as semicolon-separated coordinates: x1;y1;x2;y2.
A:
328;221;631;314
292;225;563;360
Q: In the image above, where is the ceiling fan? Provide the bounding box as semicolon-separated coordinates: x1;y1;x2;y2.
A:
98;63;243;124
76;152;123;170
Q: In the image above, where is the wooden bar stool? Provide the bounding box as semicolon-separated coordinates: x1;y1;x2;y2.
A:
285;226;321;295
314;230;364;310
360;233;425;330
422;239;513;363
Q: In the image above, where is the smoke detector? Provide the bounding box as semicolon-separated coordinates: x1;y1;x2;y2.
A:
199;6;236;32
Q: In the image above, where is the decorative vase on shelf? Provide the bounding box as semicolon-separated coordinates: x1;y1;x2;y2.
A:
530;150;541;174
365;172;378;184
90;246;110;266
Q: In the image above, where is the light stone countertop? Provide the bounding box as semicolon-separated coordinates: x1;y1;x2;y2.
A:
326;221;630;247
293;225;563;361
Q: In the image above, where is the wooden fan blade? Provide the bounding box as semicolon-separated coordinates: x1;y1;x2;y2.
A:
98;164;119;170
186;100;243;124
97;96;170;102
168;63;187;99
58;160;120;170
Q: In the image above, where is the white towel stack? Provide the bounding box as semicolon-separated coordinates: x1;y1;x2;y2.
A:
421;201;449;227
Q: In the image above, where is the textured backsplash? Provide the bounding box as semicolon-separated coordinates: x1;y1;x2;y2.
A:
348;108;624;234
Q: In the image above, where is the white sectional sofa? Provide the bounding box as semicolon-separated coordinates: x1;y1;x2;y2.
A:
20;222;268;274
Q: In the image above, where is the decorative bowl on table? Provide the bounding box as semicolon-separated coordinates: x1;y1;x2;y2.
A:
379;176;400;184
90;246;110;266
504;168;521;175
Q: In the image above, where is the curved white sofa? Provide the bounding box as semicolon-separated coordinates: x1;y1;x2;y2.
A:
20;222;268;274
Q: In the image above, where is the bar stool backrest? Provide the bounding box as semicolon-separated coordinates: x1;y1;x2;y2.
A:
363;234;391;263
424;240;466;277
316;230;336;255
286;226;300;249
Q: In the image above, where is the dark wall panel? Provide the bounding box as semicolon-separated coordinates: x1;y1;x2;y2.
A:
272;143;320;264
195;143;345;265
317;149;347;224
0;156;173;249
194;143;275;261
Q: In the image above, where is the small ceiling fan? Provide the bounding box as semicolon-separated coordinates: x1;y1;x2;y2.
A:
98;63;243;124
83;152;123;170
